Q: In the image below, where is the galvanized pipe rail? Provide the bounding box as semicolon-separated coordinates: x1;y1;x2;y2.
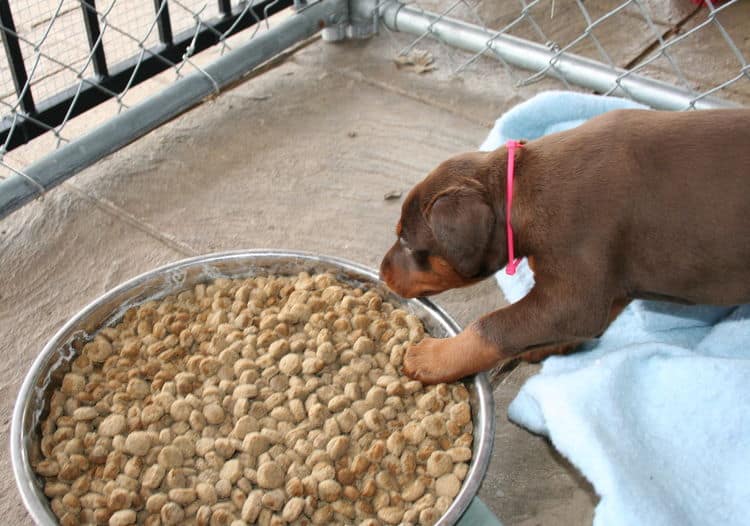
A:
369;1;737;111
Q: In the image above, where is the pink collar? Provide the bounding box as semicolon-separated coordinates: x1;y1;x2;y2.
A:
505;140;522;276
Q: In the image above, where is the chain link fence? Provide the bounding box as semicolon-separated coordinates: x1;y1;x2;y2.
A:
1;0;748;218
368;0;748;109
0;0;299;187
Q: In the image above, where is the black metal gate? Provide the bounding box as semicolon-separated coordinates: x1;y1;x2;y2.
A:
0;0;292;151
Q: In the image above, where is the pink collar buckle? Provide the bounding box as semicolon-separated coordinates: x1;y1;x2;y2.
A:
505;140;522;276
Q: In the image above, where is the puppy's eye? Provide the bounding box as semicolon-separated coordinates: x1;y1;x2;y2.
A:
413;250;429;265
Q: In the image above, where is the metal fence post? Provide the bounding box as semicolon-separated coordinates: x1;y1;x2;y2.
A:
80;0;109;78
0;0;35;116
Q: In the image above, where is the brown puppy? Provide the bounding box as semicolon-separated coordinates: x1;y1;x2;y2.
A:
380;109;750;384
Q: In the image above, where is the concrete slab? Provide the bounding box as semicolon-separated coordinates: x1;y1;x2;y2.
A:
0;185;185;520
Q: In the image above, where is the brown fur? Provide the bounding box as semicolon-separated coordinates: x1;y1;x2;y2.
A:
381;109;750;384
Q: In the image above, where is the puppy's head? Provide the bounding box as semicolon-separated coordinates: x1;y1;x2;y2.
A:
380;152;503;298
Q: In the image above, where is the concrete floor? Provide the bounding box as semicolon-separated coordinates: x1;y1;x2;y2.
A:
2;2;750;524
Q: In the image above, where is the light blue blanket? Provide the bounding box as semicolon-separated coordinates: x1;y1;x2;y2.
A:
483;91;750;526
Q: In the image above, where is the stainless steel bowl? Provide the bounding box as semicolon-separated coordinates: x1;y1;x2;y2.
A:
12;250;494;525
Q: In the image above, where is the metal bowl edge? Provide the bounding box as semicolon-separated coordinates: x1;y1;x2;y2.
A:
11;249;495;525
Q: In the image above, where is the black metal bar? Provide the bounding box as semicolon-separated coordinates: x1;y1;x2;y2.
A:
0;0;35;116
153;0;174;46
218;0;233;17
0;0;293;151
80;0;108;77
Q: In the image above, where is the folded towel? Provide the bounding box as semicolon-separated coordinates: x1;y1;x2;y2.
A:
484;91;750;526
457;496;504;526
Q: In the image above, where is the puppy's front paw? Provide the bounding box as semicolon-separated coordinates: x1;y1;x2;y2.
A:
402;328;502;384
403;337;464;385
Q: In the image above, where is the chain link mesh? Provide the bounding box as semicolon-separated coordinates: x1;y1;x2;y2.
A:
2;0;748;204
0;0;290;187
377;0;749;108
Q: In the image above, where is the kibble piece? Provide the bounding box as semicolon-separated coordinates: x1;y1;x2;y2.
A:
454;462;469;480
217;458;241;484
422;414;446;438
365;386;386;409
386;431;405;456
215;478;232;499
282;496;305;522
85;337;113;363
170;399;191;421
435;496;452;514
146;493;167;515
450;401;471;426
161;501;185;525
124;431;151;457
326;435;350;461
278;354;302;375
426;451;453;477
98;414;126;437
261;489;285;511
233;384;258;399
318;479;342;502
448;446;472;462
435;473;461;498
363;409;384;431
158;445;183;469
419;507;441;526
403;421;426;445
241;491;263;523
378;506;405;525
141;404;164;425
203;403;225;425
196;482;218;505
109;509;136;526
107;487;131;510
61;374;85;396
169;488;197;506
403;479;425;502
73;406;98;421
316;342;337;365
257;462;284;489
127;378;150;399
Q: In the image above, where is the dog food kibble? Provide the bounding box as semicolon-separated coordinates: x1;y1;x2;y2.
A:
33;272;474;525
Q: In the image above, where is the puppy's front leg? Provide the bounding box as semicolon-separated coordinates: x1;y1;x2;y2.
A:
403;283;614;384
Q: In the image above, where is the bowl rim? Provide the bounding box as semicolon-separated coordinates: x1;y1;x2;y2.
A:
11;249;495;525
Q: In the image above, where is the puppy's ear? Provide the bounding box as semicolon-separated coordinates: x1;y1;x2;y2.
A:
428;191;494;277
